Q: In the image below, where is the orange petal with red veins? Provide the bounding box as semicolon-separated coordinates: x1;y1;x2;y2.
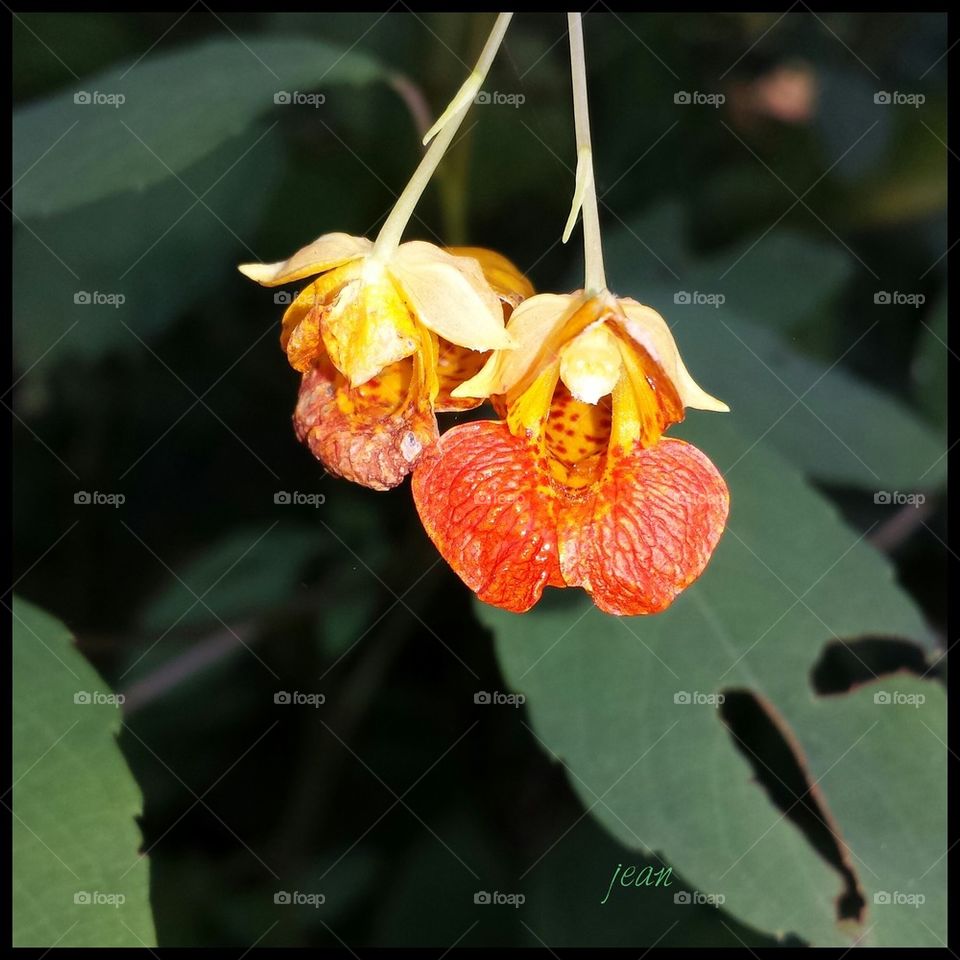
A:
411;421;563;613
558;438;729;616
294;356;438;491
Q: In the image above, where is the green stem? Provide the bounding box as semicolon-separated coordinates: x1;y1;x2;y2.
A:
372;12;513;260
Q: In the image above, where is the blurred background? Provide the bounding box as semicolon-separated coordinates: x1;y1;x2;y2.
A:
12;11;947;948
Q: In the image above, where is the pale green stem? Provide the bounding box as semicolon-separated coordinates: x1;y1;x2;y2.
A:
566;12;606;293
371;12;513;261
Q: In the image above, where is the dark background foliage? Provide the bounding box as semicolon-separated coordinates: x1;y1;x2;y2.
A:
12;10;947;948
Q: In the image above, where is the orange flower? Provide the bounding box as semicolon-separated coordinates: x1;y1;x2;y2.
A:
411;290;730;615
240;235;532;490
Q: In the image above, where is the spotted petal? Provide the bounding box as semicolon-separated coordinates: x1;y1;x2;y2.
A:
557;437;729;615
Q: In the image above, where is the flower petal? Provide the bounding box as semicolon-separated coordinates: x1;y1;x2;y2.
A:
434;339;489;412
412;421;563;613
452;292;583;399
238;233;373;286
321;265;419;388
445;246;535;310
280;262;362;372
389;241;513;352
558;437;729;615
294;354;437;491
618;298;729;412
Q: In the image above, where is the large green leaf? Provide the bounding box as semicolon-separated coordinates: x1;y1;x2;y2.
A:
13;129;284;372
13;35;383;220
12;597;155;946
138;525;325;634
601;203;946;489
483;417;946;946
911;291;947;431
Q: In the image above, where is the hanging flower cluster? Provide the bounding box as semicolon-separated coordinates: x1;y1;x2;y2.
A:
241;12;729;616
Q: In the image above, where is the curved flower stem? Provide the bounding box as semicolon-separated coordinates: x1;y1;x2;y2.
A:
565;12;606;294
371;12;513;261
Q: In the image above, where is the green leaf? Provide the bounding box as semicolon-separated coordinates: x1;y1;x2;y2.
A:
13;35;384;220
601;202;946;489
483;417;946;946
12;597;155;947
686;230;853;335
911;292;947;431
527;813;785;947
673;306;947;491
138;525;325;634
13;129;284;372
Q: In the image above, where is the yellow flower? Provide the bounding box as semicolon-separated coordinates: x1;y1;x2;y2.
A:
239;234;532;490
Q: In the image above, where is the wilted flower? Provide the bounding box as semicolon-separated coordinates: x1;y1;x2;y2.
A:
240;236;531;489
